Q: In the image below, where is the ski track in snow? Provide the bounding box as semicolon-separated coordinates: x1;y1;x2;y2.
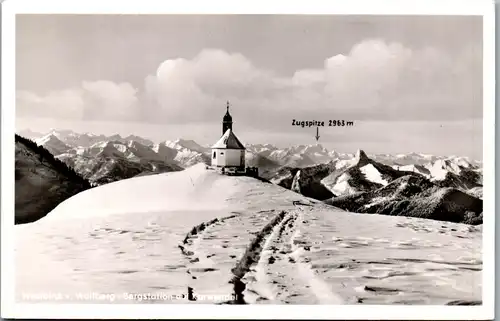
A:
174;204;482;306
243;206;344;304
15;165;482;305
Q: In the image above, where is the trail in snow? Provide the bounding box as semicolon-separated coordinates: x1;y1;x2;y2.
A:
242;206;343;304
176;203;482;305
175;209;286;304
178;213;241;303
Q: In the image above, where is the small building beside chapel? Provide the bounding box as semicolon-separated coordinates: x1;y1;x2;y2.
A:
211;102;246;170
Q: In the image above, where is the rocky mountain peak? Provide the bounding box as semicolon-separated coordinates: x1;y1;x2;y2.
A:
354;149;371;167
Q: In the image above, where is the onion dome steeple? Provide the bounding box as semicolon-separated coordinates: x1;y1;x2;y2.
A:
222;101;233;135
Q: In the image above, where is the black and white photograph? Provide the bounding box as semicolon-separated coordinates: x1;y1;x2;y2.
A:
1;0;495;319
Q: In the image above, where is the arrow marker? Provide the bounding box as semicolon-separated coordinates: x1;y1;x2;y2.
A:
315;127;320;141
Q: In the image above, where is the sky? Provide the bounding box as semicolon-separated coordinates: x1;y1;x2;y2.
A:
15;15;483;159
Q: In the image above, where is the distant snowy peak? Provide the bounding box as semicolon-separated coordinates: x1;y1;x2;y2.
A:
35;134;71;155
35;133;59;146
164;138;209;154
251;143;336;168
245;143;277;153
107;134;122;141
426;159;467;181
155;140;210;168
45;129;77;139
292;143;328;154
123;135;154;147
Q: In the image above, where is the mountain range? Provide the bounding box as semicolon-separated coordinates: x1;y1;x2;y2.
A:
15;129;483;224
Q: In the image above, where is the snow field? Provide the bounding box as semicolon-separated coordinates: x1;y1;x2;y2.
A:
360;164;388;186
16;165;482;305
297;211;482;304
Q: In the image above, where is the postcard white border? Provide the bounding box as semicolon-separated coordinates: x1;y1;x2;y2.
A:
1;0;495;319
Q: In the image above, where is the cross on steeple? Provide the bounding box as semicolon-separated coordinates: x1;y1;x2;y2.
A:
226;101;230;112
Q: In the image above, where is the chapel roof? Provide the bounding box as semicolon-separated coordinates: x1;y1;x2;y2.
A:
212;129;245;150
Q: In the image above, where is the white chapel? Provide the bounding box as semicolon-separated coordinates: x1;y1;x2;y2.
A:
211;102;246;170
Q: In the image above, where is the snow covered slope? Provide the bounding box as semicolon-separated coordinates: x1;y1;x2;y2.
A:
16;164;482;305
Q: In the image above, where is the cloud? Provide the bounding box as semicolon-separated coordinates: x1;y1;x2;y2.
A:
17;89;85;119
291;39;482;121
80;81;139;120
17;81;139;121
17;39;482;129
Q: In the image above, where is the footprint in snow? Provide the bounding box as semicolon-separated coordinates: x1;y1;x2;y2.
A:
364;285;401;294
